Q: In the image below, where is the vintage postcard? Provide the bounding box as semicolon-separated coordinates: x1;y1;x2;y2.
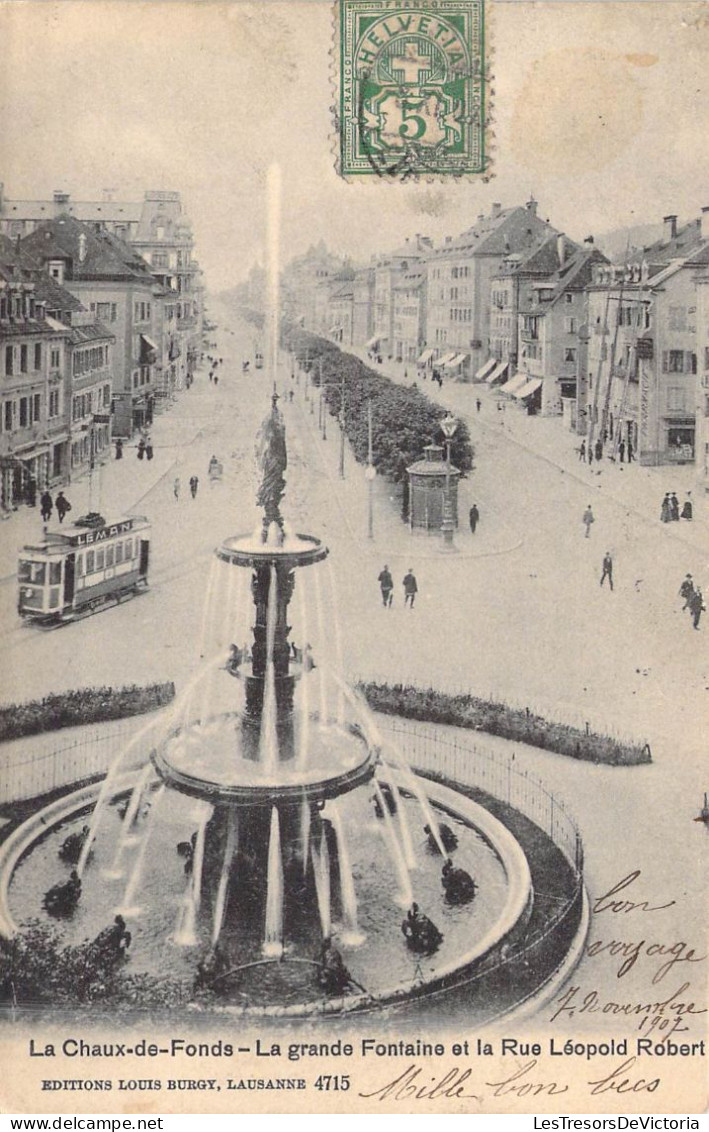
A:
0;0;707;1119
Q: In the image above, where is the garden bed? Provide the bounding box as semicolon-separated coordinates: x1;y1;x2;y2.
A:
359;681;651;766
0;683;175;744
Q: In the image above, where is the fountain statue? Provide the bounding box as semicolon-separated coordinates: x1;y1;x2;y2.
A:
255;389;288;541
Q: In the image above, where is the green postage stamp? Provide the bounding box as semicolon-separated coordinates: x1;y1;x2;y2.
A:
337;0;486;178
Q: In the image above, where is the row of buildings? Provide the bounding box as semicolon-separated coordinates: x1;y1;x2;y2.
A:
0;186;204;511
242;199;709;482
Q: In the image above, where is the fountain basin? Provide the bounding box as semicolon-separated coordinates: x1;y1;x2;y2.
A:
217;532;328;570
150;714;377;805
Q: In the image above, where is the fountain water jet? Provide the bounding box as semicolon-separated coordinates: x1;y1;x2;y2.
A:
263;807;284;958
212;812;238;947
328;804;364;946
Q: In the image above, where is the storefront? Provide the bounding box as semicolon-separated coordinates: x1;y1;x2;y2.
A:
665;419;695;463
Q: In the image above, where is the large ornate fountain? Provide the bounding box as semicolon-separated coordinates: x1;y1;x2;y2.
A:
1;387;545;1016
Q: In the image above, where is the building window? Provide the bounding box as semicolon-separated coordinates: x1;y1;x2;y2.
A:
3;401;12;430
49;390;59;417
565;293;573;304
103;384;110;407
564;317;577;333
96;302;111;321
50;347;60;369
34;343;42;370
5;346;13;376
33;393;41;422
665;350;684;373
19;397;28;427
20;344;28;373
564;348;577;363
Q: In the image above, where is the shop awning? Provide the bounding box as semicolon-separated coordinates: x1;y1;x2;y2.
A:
513;377;543;400
140;334;159;363
435;351;457;367
444;353;468;370
417;348;434;364
499;372;528;395
486;360;509;385
365;336;380;349
475;357;497;381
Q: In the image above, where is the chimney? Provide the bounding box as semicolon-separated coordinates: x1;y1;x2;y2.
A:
52;190;70;217
663;214;677;241
557;233;566;263
491;202;502;219
701;207;709;241
526;197;538;216
584;235;595;244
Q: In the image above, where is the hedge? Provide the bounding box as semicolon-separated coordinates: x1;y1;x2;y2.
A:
0;683;175;744
358;681;651;766
283;326;474;485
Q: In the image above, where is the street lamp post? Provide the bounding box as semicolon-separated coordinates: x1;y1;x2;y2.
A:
440;412;458;550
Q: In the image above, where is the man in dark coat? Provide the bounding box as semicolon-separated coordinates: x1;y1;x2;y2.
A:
378;565;393;608
40;491;53;523
600;552;614;590
679;574;694;610
469;504;480;534
55;491;71;523
688;587;705;630
403;568;418;609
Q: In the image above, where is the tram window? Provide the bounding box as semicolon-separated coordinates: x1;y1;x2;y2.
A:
106;546;114;567
124;539;133;559
76;556;84;577
86;551;95;573
18;560;45;584
49;562;61;585
116;543;123;565
134;537;140;558
95;550;105;570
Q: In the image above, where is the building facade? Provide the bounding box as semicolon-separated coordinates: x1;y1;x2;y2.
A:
21;217;162;438
424;201;560;380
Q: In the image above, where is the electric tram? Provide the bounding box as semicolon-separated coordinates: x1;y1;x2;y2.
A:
18;512;151;625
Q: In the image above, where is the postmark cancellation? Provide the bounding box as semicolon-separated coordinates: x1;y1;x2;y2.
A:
337;0;487;179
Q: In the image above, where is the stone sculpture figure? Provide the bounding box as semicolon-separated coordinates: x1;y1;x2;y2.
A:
255;390;287;540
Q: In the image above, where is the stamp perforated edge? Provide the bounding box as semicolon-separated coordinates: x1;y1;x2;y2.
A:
330;0;496;183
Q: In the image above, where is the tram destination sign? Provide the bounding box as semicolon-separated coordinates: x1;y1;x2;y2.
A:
68;519;134;547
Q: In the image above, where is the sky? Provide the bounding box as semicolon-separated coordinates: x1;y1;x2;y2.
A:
1;1;708;290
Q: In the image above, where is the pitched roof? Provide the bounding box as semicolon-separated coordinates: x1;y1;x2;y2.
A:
69;322;114;345
629;218;704;266
526;247;609;314
20;216;156;283
431;204;560;262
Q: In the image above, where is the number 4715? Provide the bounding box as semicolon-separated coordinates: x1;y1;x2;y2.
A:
314;1075;350;1091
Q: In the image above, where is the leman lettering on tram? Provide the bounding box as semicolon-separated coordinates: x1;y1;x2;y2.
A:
17;513;151;624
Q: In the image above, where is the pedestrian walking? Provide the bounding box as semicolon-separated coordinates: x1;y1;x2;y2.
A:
600;551;614;590
145;436;154;461
618;439;625;463
378;565;394;608
469;504;480;534
214;374;219;387
55;491;71;524
681;492;693;520
669;492;680;521
476;398;481;412
174;477;181;501
594;438;603;462
578;440;586;462
115;438;123;460
189;475;199;499
688;587;705;630
679;574;695;610
137;438;146;461
40;491;53;523
582;505;594;538
660;493;671;523
403;568;418;609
